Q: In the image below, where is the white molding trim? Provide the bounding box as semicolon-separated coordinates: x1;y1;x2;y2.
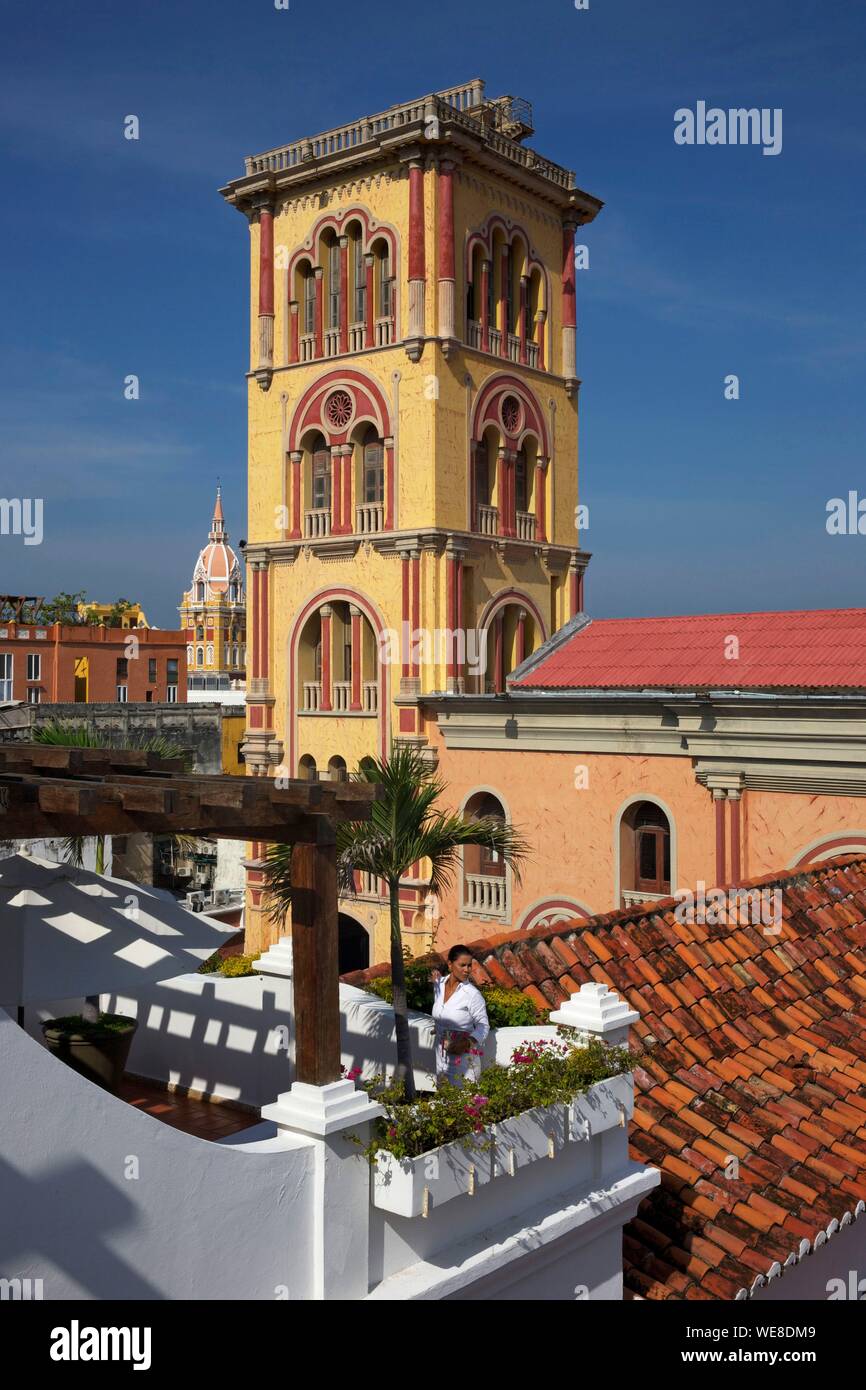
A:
787;831;866;869
613;793;678;913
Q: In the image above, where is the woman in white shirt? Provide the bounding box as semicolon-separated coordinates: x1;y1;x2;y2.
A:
431;945;490;1087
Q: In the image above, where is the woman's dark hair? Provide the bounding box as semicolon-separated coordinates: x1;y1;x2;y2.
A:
447;944;472;964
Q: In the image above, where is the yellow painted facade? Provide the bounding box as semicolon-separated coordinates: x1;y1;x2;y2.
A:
221;80;601;962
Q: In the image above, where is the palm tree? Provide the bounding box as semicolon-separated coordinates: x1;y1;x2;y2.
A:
262;745;528;1100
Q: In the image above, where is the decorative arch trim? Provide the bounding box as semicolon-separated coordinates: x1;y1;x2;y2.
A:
516;896;595;933
287;204;399;284
478;588;549;643
613;793;679;910
287;585;390;772
288;368;393;451
470;373;549;454
789;832;866;869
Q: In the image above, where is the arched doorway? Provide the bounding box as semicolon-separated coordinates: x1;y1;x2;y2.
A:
338;913;370;975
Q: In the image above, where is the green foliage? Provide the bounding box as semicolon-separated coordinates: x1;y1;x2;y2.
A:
361;975;545;1027
40;591;88;625
198;952;258;978
107;598;135;626
32;720;192;769
42;1012;136;1038
355;1035;635;1162
364;962;434;1013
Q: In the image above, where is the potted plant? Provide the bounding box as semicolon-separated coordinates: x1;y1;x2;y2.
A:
41;1012;139;1095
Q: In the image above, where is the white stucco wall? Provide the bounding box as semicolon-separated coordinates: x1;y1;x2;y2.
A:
0;1007;315;1301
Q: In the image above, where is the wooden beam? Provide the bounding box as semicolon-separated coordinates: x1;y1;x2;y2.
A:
291;819;341;1086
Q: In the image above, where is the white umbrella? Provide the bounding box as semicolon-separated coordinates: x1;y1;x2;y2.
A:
0;850;239;1009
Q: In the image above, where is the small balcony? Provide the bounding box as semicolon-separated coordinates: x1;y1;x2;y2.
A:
467;319;482;349
375;317;394;346
526;341;539;368
515;510;536;541
362;680;378;713
349;322;366;351
303;681;322;711
464;872;507;918
323;328;340;357
332;681;351;712
304;508;331;539
356;503;384;535
299;334;316;362
506;333;521;363
488;327;502;355
476;504;498;536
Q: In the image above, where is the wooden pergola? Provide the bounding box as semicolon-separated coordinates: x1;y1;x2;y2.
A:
0;743;380;1086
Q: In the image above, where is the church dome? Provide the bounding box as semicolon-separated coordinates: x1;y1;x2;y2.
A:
191;488;243;600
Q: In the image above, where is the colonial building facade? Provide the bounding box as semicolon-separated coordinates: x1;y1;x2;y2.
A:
222;80;600;957
179;488;246;695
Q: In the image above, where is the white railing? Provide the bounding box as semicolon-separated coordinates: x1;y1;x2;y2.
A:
304;508;331;539
467;319;482;349
356;503;384;534
333;681;351;712
324;329;340;357
516;510;536;541
300;334;316;362
376;317;394;346
621;889;668;909
488;327;502;355
356;870;386;898
507;333;521;362
243;81;575;191
349;322;366;351
465;872;507;917
363;680;378;713
526;341;539;368
303;681;322;711
476;504;498;536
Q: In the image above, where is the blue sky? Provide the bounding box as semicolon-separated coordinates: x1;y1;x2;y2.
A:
1;0;864;627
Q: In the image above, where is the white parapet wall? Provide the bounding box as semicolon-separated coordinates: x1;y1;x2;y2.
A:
0;1007;316;1301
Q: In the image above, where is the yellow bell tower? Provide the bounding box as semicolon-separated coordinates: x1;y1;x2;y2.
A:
220;79;601;959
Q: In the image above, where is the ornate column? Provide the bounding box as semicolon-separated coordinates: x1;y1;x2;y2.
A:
364;252;375;348
729;789;742;882
406;160;426;358
437;160;456;345
400;550;411;684
536;307;547;370
242;557;280;776
314;266;324;359
341;443;353;534
496;446;507;535
456;553;465;692
535;456;548;542
289;300;299;364
411;550;421;681
499;243;509;357
518;275;528;365
331;448;342;533
562;221;577;387
256;202;275;387
349;606;362;711
494;612;505;694
480;258;491;353
320;604;333;712
445;548;457;691
568;555;581;618
290;451;302;539
384;436;395;530
339;235;349;354
713;789;726;886
516;609;527;666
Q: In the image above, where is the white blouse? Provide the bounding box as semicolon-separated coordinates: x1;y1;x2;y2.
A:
432;978;490;1046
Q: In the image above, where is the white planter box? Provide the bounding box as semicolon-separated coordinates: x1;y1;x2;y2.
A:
569;1072;633;1140
372;1075;631;1218
374;1135;492;1217
492;1102;568;1176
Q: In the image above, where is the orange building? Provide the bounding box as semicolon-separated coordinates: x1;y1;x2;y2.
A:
0;598;186;705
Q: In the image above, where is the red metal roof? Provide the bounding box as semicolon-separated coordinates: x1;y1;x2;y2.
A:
510;608;866;691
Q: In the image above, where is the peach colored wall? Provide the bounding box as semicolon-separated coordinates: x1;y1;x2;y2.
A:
428;732;866;952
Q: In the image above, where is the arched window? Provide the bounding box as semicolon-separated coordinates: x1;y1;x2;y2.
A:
206;644;214;665
196;625;204;641
328;755;348;783
302;264;316;336
311;435;331;512
515;449;528;514
187;644;193;664
461;790;509;921
351;227;366;325
299;754;318;782
363;429;384;505
196;646;203;667
619;800;672;904
325;237;341;330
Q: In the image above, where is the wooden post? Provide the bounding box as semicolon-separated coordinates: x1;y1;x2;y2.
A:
291;820;341;1085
